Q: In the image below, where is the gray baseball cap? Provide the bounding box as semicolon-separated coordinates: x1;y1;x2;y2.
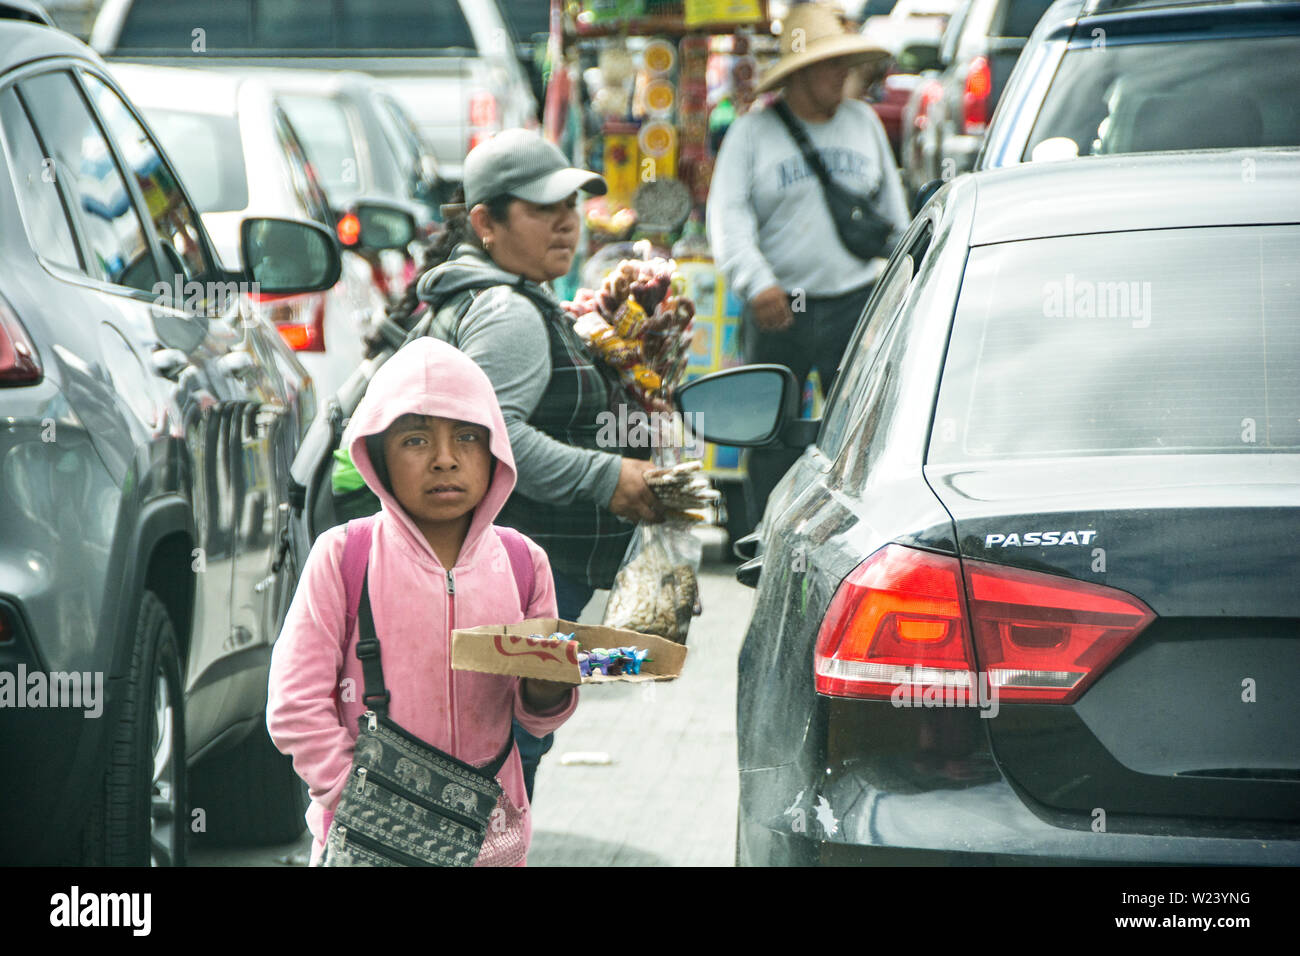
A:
463;128;606;207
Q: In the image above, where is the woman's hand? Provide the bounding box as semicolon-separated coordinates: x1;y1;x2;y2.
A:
522;678;572;712
608;458;666;524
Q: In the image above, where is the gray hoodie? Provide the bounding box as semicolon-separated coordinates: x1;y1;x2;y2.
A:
416;245;622;510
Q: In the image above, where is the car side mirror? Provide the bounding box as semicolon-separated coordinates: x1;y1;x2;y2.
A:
675;364;802;447
911;178;944;217
240;217;342;295
337;200;419;252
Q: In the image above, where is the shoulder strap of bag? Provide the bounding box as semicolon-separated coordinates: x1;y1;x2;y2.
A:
771;99;835;192
494;525;535;612
341;515;391;716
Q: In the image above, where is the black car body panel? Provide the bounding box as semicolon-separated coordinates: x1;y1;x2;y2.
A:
735;153;1300;866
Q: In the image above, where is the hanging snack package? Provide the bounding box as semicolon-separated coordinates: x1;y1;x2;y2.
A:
602;518;702;645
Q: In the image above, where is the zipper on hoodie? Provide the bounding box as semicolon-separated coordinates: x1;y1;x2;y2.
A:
446;569;457;754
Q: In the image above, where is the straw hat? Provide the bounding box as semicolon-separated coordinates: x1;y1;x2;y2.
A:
758;2;891;93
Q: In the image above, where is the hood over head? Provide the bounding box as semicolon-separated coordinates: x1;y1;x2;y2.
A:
343;336;515;566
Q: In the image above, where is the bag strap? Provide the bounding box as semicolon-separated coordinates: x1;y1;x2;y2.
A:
342;514;376;642
495;526;535;612
771;98;835;192
771;99;882;202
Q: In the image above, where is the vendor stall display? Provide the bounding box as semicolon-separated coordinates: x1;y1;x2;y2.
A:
549;0;774;543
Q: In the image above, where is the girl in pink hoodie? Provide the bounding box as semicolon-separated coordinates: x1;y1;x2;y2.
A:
267;337;578;866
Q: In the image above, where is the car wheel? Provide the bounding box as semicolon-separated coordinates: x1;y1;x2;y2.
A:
83;590;186;866
188;721;308;846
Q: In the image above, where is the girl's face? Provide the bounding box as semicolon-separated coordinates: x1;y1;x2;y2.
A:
381;414;492;527
474;193;580;283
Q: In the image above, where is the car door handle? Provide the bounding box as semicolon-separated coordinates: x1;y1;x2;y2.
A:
736;555;762;589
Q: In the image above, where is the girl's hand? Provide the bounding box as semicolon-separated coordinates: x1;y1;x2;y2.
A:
522;678;572;712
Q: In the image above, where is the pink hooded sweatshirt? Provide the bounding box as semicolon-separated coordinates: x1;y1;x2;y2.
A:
267;337;578;866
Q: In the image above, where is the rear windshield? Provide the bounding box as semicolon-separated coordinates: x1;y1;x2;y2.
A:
115;0;476;54
1023;35;1300;161
928;226;1300;463
142;109;248;213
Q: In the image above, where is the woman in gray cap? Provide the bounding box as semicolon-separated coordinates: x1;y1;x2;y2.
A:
413;129;664;799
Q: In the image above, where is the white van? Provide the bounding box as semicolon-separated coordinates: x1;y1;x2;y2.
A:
91;0;538;180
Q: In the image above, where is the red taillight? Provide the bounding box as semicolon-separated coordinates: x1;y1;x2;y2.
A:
0;294;42;386
815;545;1156;705
469;91;498;129
272;296;327;352
962;56;991;134
964;560;1154;704
337;212;361;247
915;80;943;131
814;546;977;699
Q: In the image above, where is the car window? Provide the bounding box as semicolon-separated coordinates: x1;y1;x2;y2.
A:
818;223;935;460
278;93;361;205
1022;36;1300;161
116;0;476;54
139;108;250;214
274;106;334;226
991;0;1053;38
0;87;83;270
18;70;160;293
928;225;1300;462
83;73;209;283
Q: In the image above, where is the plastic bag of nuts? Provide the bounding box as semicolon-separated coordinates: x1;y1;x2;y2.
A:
602;520;702;645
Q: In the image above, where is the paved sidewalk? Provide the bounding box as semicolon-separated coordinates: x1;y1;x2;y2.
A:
528;550;750;867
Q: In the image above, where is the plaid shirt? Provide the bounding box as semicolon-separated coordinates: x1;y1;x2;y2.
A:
426;276;649;590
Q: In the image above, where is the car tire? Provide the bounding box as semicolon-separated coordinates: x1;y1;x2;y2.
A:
188;720;308;847
83;590;186;866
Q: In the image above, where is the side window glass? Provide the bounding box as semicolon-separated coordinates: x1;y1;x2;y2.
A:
0;87;82;270
83;73;208;285
274;106;333;227
817;224;933;459
18;71;160;293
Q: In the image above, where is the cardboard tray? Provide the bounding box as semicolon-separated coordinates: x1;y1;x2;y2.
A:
451;618;687;684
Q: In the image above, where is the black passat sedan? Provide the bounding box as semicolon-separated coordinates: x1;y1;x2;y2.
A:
0;12;342;864
680;149;1300;865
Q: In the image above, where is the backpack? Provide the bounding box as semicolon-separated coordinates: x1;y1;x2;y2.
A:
340;514;536;639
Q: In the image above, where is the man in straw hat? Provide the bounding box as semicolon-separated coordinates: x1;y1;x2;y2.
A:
707;1;908;526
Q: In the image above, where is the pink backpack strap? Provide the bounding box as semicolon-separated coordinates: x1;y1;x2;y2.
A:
494;526;535;612
342;515;377;639
342;518;533;629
